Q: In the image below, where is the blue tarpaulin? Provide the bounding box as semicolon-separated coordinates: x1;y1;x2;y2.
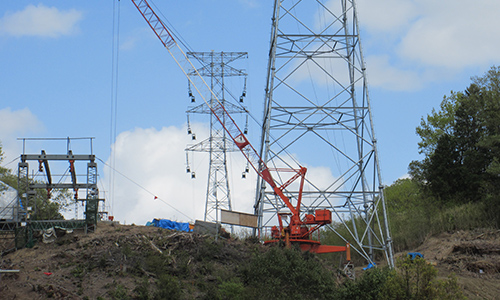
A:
148;218;192;232
408;252;424;260
362;263;376;271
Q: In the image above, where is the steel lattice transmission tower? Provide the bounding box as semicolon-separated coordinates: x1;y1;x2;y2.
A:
255;0;394;267
185;51;249;224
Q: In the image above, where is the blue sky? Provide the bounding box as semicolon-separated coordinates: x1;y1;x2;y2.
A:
1;0;499;224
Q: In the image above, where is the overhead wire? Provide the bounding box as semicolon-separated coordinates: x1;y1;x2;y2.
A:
106;1;196;223
96;157;192;221
1;156;20;168
146;1;287;167
109;0;121;218
132;1;303;215
149;2;305;172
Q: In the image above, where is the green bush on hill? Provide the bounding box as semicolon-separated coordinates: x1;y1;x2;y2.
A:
241;246;337;299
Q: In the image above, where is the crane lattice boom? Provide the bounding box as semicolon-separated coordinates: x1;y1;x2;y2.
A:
130;0;350;257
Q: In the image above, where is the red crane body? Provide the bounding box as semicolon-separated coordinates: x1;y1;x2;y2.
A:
130;0;349;258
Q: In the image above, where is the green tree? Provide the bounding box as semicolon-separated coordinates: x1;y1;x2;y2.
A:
384;178;425;212
0;143;10;181
415;94;459;156
337;267;394;300
473;68;500;196
411;66;500;203
426;133;462;201
337;256;464;300
0;142;17;193
379;256;464;300
30;189;69;220
383;178;433;251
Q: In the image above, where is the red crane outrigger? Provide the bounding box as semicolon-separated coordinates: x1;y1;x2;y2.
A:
130;0;350;259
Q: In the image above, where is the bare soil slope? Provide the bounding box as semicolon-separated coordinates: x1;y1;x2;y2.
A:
407;229;500;299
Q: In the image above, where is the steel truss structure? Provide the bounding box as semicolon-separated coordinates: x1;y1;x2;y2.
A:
1;138;104;253
17;138;103;231
255;0;394;267
185;52;249;224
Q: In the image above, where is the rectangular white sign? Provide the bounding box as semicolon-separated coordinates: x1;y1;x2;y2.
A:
220;209;258;228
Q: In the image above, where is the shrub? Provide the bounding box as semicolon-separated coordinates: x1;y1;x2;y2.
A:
109;284;129;300
133;278;151;300
337;267;394;299
217;280;245;300
379;256;465;300
242;246;337;299
154;274;181;300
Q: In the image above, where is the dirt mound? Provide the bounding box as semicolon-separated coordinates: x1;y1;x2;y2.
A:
408;229;500;299
0;222;260;299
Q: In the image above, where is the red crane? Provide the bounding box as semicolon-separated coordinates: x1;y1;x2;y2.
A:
130;0;350;258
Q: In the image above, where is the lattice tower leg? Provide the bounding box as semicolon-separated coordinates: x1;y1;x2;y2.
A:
86;162;99;232
254;0;394;267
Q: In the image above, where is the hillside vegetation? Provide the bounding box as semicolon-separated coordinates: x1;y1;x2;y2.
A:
386;67;500;252
1;68;500;299
1;222;478;300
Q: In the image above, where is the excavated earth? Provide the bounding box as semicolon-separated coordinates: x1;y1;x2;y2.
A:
408;228;500;299
1;223;499;299
0;222;261;299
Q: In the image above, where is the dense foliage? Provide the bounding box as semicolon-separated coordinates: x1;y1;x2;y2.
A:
410;66;500;205
377;67;500;252
337;255;464;300
241;246;337;299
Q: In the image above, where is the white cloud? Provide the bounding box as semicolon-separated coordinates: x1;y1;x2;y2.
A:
398;0;500;69
0;107;42;135
0;107;44;164
238;0;261;9
355;0;500;90
365;55;422;91
100;123;346;227
398;173;410;181
102;124;257;226
119;28;150;51
355;0;418;34
0;4;83;38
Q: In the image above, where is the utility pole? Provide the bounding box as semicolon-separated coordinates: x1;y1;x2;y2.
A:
255;0;394;267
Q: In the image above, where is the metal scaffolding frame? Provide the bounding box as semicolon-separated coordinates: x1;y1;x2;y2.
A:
18;151;103;230
185;51;249;225
1;138;104;253
255;0;393;267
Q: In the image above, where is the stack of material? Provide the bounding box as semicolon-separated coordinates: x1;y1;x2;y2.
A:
147;218;192;232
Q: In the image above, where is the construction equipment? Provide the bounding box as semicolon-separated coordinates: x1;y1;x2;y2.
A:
130;0;350;258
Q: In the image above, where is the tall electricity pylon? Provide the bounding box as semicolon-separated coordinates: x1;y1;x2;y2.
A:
255;0;394;267
185;51;249;224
